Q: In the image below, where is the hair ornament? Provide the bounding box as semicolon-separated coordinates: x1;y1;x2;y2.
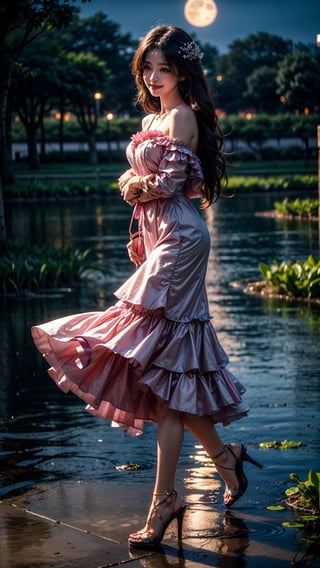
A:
177;41;203;62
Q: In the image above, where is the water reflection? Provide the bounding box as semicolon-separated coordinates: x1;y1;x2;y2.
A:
2;511;53;559
129;511;249;568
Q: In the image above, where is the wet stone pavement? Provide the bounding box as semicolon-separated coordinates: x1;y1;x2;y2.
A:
1;425;319;568
1;473;314;568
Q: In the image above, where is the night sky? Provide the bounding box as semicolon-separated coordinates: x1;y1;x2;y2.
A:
76;0;320;53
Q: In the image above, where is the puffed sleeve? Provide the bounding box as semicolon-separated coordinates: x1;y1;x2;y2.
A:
138;137;203;202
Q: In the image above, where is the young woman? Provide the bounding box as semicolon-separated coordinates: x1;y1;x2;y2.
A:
31;25;262;549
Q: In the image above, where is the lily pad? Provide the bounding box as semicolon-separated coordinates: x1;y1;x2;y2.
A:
259;440;302;450
266;505;286;510
116;463;143;471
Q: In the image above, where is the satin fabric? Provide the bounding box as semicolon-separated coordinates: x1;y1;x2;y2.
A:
31;131;249;435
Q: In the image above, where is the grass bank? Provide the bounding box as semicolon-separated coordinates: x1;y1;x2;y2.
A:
13;158;317;177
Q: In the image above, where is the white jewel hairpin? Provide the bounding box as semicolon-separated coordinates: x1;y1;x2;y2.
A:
177;41;203;62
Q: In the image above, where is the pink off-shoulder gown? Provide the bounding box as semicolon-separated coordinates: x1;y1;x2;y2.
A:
31;130;249;435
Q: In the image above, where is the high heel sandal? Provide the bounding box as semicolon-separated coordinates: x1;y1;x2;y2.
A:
128;489;187;549
212;444;263;508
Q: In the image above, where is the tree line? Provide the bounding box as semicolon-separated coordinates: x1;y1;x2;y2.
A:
12;112;319;165
2;3;320;176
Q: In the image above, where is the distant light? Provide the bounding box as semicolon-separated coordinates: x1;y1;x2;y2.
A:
94;92;103;100
55;111;71;121
184;0;218;28
105;112;114;121
317;34;320;47
216;74;223;82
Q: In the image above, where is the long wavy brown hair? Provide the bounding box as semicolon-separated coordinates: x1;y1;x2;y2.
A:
131;25;227;207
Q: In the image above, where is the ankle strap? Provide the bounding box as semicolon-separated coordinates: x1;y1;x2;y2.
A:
212;445;227;460
153;489;176;498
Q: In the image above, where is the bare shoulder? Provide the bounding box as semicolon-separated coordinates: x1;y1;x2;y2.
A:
169;105;198;150
172;105;196;123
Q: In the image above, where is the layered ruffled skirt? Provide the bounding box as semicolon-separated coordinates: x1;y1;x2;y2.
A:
31;300;249;436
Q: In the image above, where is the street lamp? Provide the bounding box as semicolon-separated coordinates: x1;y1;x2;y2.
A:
94;91;103;119
105;112;114;161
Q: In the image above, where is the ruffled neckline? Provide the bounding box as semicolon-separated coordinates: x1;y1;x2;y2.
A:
130;130;199;161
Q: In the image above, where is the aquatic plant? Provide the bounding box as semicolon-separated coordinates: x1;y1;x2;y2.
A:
259;440;302;449
285;470;320;515
0;240;105;295
259;256;320;300
283;470;320;542
227;174;317;194
274;197;319;218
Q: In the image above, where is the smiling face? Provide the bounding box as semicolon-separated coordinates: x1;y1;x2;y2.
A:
142;49;181;101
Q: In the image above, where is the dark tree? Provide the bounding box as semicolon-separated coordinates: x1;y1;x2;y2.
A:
276;50;320;113
216;32;292;112
245;66;281;113
61;11;137;115
0;0;86;250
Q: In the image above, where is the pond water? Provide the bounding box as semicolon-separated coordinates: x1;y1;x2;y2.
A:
1;193;319;566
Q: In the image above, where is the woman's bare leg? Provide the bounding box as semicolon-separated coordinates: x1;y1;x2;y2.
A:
183;413;242;498
154;408;184;493
129;407;185;542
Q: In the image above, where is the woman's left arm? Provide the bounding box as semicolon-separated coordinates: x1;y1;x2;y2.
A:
137;155;188;202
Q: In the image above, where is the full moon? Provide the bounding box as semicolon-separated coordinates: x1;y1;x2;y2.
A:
184;0;218;28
